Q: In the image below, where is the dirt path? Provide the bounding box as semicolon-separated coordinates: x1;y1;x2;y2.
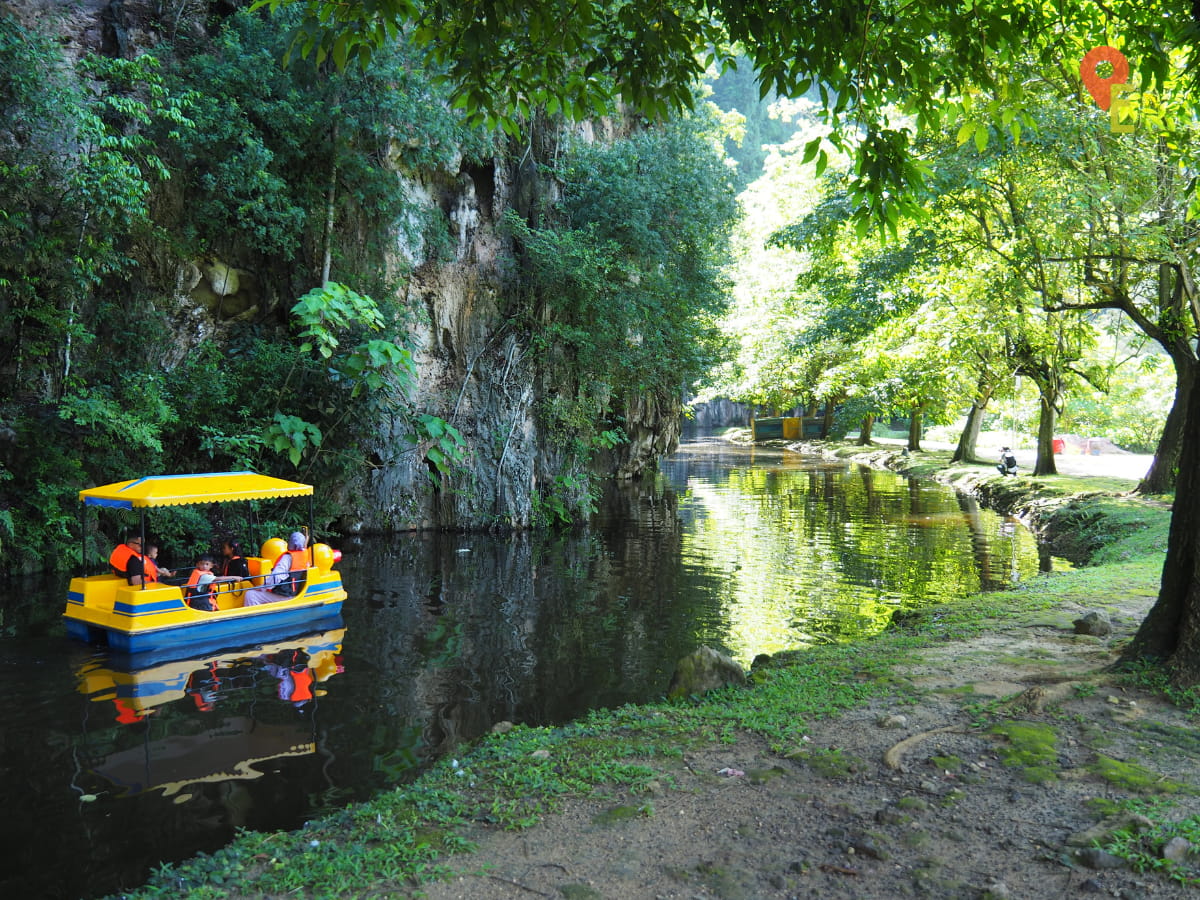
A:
418;594;1200;899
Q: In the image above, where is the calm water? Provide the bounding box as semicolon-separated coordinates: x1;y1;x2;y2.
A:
0;438;1049;899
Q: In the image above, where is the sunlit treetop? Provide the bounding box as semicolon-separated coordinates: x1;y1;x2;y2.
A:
252;0;1199;229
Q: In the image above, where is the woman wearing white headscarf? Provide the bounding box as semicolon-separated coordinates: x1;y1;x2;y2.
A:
243;531;309;607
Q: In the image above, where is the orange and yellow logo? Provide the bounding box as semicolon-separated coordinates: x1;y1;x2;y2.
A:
1080;46;1134;133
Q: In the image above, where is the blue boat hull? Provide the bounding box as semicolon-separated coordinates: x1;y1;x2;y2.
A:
67;602;345;668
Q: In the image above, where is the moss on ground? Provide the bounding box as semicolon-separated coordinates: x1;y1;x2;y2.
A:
1090;754;1188;795
990;721;1060;784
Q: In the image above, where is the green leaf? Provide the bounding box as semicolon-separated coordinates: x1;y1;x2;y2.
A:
973;125;988;154
802;137;821;165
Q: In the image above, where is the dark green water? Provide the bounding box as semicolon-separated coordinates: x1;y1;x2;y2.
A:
0;437;1048;899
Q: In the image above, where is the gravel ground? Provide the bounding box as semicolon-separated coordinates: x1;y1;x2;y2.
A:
417;600;1199;900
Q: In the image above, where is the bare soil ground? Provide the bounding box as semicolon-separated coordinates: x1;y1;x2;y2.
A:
417;594;1200;900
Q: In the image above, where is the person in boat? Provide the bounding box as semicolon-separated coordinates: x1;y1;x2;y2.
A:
185;554;240;611
243;531;309;607
185;554;221;611
218;536;251;580
144;542;175;581
109;535;172;585
109;534;144;581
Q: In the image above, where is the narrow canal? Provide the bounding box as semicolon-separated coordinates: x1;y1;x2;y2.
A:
0;437;1053;899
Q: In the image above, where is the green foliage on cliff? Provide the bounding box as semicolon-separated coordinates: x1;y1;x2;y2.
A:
506;110;736;518
162;8;494;286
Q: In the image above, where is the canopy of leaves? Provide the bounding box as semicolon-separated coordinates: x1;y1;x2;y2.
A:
255;0;1199;229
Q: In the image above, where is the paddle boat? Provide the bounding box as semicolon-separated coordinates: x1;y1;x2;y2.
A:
64;472;347;662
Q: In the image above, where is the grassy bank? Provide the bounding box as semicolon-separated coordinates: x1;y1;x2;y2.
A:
114;445;1190;899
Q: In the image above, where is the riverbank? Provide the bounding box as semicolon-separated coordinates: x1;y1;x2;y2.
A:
114;442;1200;900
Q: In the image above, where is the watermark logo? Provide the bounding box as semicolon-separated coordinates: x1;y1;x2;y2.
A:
1080;46;1134;133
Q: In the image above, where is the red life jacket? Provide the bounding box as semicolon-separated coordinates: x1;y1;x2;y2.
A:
144;558;160;583
109;543;141;577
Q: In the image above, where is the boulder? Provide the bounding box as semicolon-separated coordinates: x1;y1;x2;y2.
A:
1073;611;1113;636
667;645;746;699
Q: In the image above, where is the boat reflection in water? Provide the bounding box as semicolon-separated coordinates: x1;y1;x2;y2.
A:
75;624;345;799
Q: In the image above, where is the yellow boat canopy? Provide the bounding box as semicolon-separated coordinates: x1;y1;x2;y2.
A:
80;472;314;509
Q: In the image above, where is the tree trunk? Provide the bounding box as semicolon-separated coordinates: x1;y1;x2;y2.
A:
858;414;875;445
1138;354;1195;494
1033;393;1058;476
952;401;986;463
321;119;340;286
952;378;995;463
1121;368;1200;684
821;398;835;439
907;403;923;452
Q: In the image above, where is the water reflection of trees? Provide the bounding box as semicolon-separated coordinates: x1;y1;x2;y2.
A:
338;449;1045;778
340;477;699;781
660;450;1044;659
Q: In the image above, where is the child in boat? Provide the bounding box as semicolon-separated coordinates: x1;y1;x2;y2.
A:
145;543;175;581
185;554;238;611
219;536;251;579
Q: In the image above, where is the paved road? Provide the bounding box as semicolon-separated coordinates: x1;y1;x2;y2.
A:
874;438;1154;481
1024;449;1153;480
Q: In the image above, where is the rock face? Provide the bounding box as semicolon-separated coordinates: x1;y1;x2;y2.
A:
689;398;751;429
351;127;681;529
666;646;747;699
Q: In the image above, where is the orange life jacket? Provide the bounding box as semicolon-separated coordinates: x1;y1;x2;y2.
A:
289;668;314;702
109;543;141;577
144;558;160;583
185;568;216;610
269;551;307;596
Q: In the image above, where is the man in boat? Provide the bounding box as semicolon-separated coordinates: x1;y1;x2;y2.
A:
243;531;309;606
109;535;143;580
109;535;171;585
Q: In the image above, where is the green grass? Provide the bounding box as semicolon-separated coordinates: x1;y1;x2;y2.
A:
1095;799;1200;887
